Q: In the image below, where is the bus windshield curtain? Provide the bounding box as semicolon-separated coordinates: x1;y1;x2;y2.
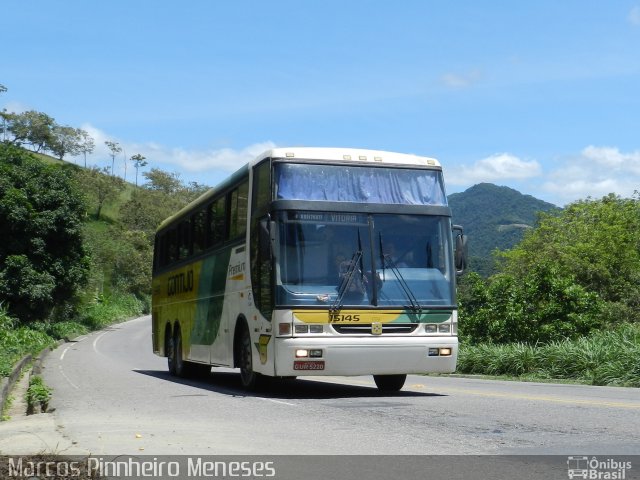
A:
275;164;447;206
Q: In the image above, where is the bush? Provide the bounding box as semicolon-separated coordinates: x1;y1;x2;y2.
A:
26;375;52;414
458;324;640;387
80;293;145;330
459;266;602;345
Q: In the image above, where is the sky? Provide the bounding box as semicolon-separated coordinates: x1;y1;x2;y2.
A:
2;1;640;206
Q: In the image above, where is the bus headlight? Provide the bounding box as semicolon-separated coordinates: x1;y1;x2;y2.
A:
295;324;309;334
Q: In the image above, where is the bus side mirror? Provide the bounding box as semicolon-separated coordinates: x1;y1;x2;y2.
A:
452;225;468;275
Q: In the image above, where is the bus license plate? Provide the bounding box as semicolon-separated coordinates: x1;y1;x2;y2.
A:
294;360;325;371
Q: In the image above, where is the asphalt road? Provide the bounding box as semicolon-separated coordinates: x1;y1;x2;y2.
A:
41;316;640;457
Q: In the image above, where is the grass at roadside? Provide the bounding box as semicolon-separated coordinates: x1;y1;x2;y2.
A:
457;323;640;387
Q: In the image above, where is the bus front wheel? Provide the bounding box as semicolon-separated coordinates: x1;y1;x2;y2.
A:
238;325;262;390
373;374;406;392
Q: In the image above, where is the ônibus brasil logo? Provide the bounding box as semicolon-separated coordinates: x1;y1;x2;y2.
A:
567;456;632;480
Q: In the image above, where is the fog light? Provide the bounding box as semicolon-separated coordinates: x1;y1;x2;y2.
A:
440;348;452;356
425;324;437;333
438;324;451;333
428;348;439;356
295;349;308;358
295;324;309;334
309;325;324;334
309;349;323;358
279;323;291;335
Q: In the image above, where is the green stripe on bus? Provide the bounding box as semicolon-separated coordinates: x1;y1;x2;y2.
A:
191;247;232;345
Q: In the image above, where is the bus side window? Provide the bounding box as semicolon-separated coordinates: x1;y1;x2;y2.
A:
167;228;178;264
192;209;206;255
209;197;226;247
229;181;249;239
178;219;191;260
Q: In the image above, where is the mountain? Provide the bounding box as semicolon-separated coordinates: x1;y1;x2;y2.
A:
448;183;561;276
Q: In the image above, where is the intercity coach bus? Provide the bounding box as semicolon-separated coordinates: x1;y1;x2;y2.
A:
151;147;466;391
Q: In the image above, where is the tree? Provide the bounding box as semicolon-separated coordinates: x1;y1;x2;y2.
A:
500;194;640;324
78;166;125;220
120;168;209;241
0;84;6;94
459;193;640;344
48;125;82;160
130;153;147;186
0;143;89;322
77;130;95;167
142;168;182;194
0;109;10;142
104;140;122;176
6;110;56;152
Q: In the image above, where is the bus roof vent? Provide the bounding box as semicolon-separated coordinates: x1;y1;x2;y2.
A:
286;152;295;158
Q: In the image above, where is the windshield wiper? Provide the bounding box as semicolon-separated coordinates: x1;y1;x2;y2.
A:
379;234;423;313
330;250;363;313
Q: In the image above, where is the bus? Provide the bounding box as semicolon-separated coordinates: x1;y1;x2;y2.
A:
151;147;466;392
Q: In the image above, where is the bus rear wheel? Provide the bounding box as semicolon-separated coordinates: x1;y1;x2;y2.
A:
168;328;185;377
373;374;406;392
168;327;210;378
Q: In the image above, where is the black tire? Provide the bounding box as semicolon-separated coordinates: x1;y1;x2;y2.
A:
238;325;261;390
172;328;186;377
167;327;178;376
373;374;406;392
168;326;210;378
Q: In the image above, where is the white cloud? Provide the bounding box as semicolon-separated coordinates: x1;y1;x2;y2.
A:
77;123;276;185
447;153;542;186
440;69;482;88
580;145;640;174
1;101;30;114
148;142;277;173
628;6;640;26
543;146;640;204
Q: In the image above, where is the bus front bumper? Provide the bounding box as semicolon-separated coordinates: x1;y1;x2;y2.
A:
273;336;458;377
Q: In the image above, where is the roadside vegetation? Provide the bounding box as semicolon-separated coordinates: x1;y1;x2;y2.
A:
0;137;206;380
457;194;640;386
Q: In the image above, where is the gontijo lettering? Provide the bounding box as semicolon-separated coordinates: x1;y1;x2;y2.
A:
167;270;194;296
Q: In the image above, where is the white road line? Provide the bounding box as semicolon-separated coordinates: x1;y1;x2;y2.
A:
59;365;79;390
92;331;108;353
254;397;297;407
60;346;71;361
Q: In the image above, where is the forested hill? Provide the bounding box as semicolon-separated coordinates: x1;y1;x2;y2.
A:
448;183;561;275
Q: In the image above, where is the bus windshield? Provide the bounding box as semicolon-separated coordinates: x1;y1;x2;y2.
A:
275;163;447;206
275;211;455;308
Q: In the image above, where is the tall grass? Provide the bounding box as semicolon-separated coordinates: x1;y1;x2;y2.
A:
457;323;640;387
0;306;54;377
80;294;145;330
